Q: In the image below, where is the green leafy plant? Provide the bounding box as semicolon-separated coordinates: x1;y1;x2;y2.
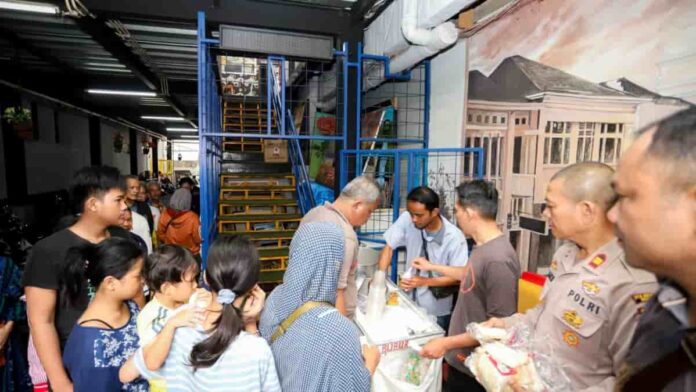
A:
2;107;32;125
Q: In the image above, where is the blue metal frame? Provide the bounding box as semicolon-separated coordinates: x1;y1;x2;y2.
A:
198;19;441;274
338;147;485;281
333;42;351;150
197;11;222;268
197;12;355;267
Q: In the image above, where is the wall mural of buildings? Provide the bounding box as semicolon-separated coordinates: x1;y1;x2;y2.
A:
463;0;695;270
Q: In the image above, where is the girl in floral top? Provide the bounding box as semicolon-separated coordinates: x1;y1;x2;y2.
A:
61;237;148;391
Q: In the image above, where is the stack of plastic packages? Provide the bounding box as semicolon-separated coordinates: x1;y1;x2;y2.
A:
465;323;571;392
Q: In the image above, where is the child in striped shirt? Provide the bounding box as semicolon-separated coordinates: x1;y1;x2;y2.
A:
120;236;280;391
134;245;210;391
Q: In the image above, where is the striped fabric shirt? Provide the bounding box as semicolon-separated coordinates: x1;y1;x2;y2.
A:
136;297;173;345
134;328;281;392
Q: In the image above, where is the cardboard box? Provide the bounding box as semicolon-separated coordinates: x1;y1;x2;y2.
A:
263;139;288;163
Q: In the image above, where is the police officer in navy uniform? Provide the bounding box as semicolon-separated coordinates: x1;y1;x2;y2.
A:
609;108;696;391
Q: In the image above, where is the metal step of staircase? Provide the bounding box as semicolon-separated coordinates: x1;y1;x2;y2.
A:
222;151;264;161
220;98;301;287
221;161;291;174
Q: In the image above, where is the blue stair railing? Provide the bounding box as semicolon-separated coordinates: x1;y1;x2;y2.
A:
268;61;316;214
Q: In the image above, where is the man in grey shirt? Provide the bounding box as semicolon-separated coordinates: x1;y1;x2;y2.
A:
300;175;380;318
415;180;520;391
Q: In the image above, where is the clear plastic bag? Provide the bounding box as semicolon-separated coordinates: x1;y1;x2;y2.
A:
466;323;510;344
366;270;387;323
374;348;439;392
465;323;572;392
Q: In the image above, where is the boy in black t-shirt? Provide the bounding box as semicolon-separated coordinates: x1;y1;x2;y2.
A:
23;166;129;392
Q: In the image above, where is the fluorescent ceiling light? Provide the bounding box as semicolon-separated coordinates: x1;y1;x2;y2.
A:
87;89;156;97
141;116;187;122
84;68;132;74
0;0;60;14
85;62;126;68
123;24;197;36
167;128;198;132
180;135;198;139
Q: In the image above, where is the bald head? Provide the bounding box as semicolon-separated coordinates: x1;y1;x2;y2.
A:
550;162;616;212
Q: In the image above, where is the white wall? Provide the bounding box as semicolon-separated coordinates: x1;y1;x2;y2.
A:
429;39;467;148
172;141;199;161
24;106;91;195
137;141;152;175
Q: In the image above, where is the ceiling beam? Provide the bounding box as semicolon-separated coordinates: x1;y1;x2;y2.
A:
72;0;353;36
352;0;391;26
0;64;166;138
70;15;197;128
0;26;83;78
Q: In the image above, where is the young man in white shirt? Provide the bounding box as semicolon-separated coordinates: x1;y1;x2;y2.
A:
377;186;468;331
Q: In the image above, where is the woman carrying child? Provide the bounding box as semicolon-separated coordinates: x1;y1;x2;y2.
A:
60;237;149;391
122;236;280;391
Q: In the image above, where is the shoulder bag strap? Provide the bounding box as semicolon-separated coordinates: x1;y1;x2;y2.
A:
271;301;332;344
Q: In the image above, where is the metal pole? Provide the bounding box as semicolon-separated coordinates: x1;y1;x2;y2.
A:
340;42;349;151
423;61;431;149
390;150;401;282
356;42;363;152
197;11;209;266
281;57;286;135
267;56;272;135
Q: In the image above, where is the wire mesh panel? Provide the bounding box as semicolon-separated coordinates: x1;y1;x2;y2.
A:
411;151;483;222
360;60;428;148
286;60;343;138
339;148;485;242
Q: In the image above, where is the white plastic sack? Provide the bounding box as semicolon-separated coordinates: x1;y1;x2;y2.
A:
372;348;441;392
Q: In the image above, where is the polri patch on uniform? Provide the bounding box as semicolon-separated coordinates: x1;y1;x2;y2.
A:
563;310;584;328
581;281;600;297
550;260;558;271
588;253;607;269
563;330;580;348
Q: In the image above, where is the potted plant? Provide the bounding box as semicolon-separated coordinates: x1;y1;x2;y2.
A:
2;106;33;140
113;132;125;153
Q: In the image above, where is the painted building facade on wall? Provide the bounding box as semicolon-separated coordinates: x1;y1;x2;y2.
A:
463;55;690;271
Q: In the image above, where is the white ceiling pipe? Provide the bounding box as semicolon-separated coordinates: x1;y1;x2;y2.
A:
389;44;439;74
401;0;458;49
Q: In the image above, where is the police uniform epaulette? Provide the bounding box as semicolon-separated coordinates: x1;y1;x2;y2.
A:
582;251;616;275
